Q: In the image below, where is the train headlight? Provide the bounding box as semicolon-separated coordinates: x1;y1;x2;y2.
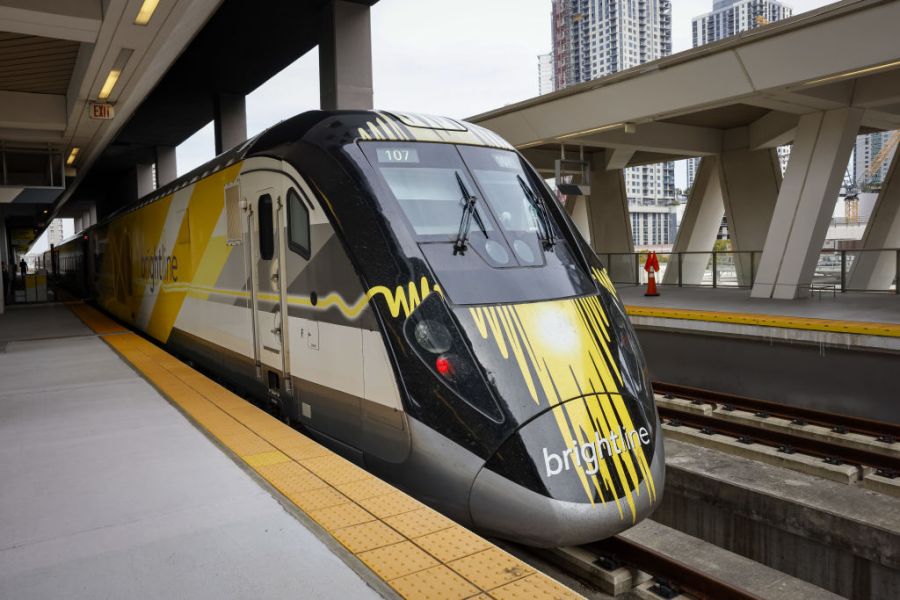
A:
403;292;504;422
414;320;452;354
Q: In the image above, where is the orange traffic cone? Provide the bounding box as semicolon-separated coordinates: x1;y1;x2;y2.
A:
645;269;660;297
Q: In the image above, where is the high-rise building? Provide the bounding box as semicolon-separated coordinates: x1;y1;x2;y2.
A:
538;52;554;95
550;1;676;246
552;0;671;89
46;219;64;247
855;131;897;188
686;0;793;190
692;0;792;47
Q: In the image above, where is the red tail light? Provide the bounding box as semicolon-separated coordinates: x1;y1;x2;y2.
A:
435;355;454;378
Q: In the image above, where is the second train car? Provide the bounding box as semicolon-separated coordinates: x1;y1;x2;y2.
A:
55;110;663;547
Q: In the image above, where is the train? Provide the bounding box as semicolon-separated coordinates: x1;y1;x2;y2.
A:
49;110;663;547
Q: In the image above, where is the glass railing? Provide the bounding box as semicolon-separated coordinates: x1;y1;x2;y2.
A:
599;249;899;294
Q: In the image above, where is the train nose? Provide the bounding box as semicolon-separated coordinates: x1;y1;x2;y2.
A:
468;405;665;548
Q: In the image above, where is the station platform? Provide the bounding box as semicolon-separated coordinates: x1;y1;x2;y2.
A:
0;303;581;600
615;286;899;423
618;285;899;351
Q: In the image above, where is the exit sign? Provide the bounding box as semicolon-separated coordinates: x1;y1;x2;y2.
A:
90;102;115;120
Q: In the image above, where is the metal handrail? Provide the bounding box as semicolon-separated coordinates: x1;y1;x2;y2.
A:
600;248;899;294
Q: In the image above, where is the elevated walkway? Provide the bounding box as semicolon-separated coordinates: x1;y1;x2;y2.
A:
0;303;581;600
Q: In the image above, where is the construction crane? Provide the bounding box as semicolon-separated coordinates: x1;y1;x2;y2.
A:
844;130;900;222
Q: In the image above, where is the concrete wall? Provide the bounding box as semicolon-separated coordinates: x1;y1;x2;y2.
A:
656;441;900;600
634;328;899;424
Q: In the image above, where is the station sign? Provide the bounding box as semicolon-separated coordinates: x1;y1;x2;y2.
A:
89;102;115;120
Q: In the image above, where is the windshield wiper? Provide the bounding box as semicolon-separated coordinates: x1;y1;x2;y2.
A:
517;174;557;249
454;172;487;255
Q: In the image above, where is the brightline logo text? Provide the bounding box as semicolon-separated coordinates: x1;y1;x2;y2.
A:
543;426;652;477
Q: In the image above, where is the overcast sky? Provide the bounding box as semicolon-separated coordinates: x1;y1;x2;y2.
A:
175;0;836;176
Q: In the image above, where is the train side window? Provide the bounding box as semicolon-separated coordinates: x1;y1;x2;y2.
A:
258;194;274;260
287;188;310;260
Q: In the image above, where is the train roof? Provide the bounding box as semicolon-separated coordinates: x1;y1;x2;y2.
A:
106;110;512;224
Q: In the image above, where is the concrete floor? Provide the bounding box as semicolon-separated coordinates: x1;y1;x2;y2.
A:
0;305;380;599
618;285;900;324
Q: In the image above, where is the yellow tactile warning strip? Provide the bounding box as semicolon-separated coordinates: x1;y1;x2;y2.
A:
68;303;583;600
625;305;900;338
68;301;128;335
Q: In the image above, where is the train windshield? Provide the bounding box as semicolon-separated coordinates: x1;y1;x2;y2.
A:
360;142;595;305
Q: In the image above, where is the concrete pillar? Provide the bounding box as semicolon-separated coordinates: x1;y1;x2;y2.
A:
156;146;177;187
0;215;7;314
586;152;633;279
136;163;155;199
662;156;724;285
848;149;900;290
74;215;82;233
720;148;781;286
566;194;590;240
752;108;863;299
213;92;247;154
319;0;373;110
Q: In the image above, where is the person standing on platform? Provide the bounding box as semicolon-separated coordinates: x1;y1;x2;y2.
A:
19;258;27;278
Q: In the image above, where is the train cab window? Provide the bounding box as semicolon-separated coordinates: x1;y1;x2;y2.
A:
362;142;495;238
287;188;310;259
258;194;274;260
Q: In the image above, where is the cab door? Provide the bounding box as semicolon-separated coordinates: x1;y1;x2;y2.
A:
246;175;293;400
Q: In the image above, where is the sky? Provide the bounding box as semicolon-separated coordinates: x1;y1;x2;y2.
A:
31;0;837;255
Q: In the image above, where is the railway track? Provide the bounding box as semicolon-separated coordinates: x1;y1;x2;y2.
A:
529;533;768;600
653;381;900;477
584;536;765;600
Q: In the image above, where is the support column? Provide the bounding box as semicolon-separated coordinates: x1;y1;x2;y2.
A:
213;92;247;155
156;146;177;187
720;148;781;286
752;108;863;299
586;152;633;279
848;149;900;290
662;156;724;285
0;215;7;314
319;0;373;110
136;163;155;199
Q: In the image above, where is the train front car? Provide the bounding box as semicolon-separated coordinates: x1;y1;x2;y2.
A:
282;111;663;547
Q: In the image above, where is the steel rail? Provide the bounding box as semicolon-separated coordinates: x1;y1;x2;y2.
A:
658;406;900;474
586;536;765;600
653;381;900;442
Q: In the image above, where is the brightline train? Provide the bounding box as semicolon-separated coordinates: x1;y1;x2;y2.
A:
51;110;663;547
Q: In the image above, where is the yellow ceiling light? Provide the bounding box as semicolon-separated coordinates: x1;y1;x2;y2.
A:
134;0;160;26
558;122;625;140
66;147;80;165
98;68;121;100
805;59;900;87
96;48;133;101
